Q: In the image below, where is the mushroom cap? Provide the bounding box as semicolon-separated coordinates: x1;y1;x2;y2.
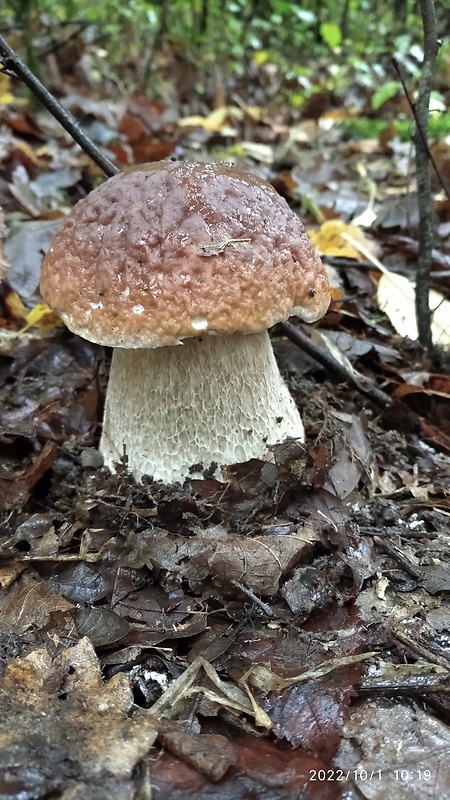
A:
40;160;330;347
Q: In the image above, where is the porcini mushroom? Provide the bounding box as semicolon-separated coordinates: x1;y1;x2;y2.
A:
40;160;329;483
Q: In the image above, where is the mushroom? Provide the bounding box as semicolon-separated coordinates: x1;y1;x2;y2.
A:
40;160;329;483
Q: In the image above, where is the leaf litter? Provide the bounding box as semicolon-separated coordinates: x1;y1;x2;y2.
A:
1;38;450;800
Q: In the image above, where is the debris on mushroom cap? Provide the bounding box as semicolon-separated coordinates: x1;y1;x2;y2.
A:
40;160;330;348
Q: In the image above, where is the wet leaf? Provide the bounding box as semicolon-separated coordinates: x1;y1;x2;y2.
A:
142;525;318;597
335;698;450;798
0;441;57;511
0;572;73;634
0;638;157;796
75;606;131;647
152;733;352;799
48;562;110;603
5;218;63;298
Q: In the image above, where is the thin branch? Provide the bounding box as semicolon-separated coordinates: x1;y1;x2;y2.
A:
229;580;274;617
0;34;119;179
40;21;89;59
392;57;449;201
414;0;439;351
280;321;392;408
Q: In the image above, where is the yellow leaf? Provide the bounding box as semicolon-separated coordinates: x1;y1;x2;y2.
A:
0;74;26;106
253;50;270;66
17;141;49;168
18;302;63;336
309;220;374;260
179;106;232;132
0;91;16;105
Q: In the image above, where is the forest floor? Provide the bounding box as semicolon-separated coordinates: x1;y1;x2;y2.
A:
1;41;450;800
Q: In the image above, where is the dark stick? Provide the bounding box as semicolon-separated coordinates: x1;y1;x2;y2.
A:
0;33;119;179
280;321;392;408
359;671;450;697
229;580;274;617
414;0;439;352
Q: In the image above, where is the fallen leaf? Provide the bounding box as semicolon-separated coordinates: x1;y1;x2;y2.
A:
179;106;236;131
48;562;110;603
0;571;73;634
75;606;131;647
5;217;63;298
377;271;450;346
152;733;348;799
342;232;450;347
149;656;272;729
0;441;57;511
335;698;450;798
309;220;376;260
18;301;62;336
0;74;26;105
143;525;318;597
0;638;157;797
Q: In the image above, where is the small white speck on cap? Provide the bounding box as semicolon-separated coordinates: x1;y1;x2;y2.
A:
120;287;130;299
90;301;103;310
192;316;208;331
132;304;145;315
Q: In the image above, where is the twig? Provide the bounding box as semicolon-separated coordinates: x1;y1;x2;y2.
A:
414;0;440;351
280;321;392;408
40;20;90;59
0;34;119;179
359;668;450;696
392;57;449;201
229;580;274;617
393;627;450;671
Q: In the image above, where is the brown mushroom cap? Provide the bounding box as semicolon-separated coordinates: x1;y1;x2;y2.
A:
40;160;329;347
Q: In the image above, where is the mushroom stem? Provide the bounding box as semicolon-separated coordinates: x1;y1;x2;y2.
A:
100;331;304;484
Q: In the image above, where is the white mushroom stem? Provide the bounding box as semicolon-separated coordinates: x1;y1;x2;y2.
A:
100;331;304;484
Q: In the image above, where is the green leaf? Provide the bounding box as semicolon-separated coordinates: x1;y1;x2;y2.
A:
320;23;342;49
371;80;402;111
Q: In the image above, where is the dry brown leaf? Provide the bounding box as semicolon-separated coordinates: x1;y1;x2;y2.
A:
143;525;318;596
0;571;74;634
